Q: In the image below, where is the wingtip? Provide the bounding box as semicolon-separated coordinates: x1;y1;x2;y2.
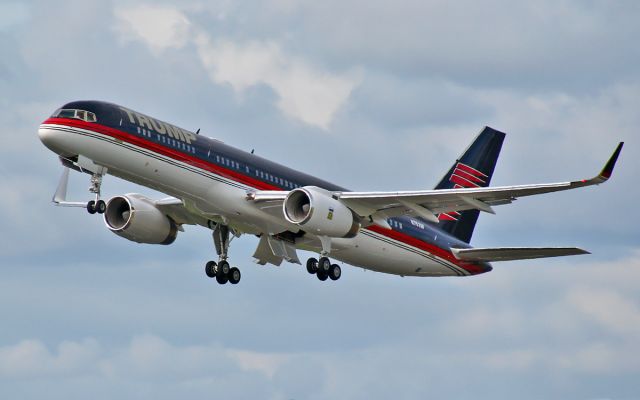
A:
598;142;624;181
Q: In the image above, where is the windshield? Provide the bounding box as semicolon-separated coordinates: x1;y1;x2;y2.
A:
51;108;97;122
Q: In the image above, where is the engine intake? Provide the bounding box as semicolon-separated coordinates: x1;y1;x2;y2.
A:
283;186;359;238
104;194;178;245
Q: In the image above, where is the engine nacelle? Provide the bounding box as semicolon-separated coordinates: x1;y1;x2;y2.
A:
103;194;178;245
283;186;360;238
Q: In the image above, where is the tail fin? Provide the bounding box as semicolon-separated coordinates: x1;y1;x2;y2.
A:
434;127;506;243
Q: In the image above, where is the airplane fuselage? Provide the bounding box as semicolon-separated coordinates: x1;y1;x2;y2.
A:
39;100;491;277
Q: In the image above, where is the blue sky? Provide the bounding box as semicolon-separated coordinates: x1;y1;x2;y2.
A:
1;1;639;399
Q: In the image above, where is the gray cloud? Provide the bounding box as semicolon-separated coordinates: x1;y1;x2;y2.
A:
2;255;640;399
168;1;640;93
1;1;639;398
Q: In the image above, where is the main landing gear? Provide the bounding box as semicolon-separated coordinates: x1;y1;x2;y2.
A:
306;256;341;282
204;224;242;285
205;260;241;284
86;171;106;214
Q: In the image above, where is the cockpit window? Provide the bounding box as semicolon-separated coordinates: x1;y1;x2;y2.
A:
52;108;97;123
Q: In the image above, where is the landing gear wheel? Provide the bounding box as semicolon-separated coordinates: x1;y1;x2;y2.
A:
228;267;241;284
87;200;96;214
329;264;341;281
317;271;328;281
318;257;331;274
216;272;229;284
205;261;217;278
306;258;319;274
215;260;230;284
96;200;106;214
218;260;231;275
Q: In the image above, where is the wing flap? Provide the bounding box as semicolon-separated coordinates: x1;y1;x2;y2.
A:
155;197;208;226
451;247;590;262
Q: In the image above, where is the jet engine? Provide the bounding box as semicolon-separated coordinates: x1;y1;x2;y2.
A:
103;194;178;245
283;186;360;238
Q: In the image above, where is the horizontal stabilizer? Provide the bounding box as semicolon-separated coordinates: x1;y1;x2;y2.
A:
451;247;590;262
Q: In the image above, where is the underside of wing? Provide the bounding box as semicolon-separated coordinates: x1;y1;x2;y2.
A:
155;197;211;227
451;247;590;262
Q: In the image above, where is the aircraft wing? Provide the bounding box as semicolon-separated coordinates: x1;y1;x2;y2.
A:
249;142;623;223
154;197;208;226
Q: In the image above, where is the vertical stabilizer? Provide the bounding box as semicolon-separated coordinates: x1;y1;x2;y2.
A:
434;127;505;243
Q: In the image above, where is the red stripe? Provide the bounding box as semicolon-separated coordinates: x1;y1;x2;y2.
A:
450;174;480;188
43;118;280;191
453;167;485;184
44;118;489;276
368;225;488;275
456;163;487;178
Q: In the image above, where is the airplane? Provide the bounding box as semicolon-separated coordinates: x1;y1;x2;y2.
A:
38;100;623;285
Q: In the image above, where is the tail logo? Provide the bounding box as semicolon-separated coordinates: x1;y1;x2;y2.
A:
450;162;487;189
439;163;487;221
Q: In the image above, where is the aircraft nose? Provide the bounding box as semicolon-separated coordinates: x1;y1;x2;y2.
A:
38;125;68;154
38;125;56;147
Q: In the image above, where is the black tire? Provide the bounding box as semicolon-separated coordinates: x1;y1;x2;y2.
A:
87;200;96;214
228;267;241;284
306;258;318;274
218;260;231;275
317;271;328;281
329;264;341;281
205;261;217;278
216;273;229;284
96;200;106;214
318;257;331;273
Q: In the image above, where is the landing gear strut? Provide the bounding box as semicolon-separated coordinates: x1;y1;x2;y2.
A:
204;224;241;285
306;256;342;282
86;172;106;214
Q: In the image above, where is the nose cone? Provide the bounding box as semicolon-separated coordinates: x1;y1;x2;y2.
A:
38;125;69;155
38;125;56;148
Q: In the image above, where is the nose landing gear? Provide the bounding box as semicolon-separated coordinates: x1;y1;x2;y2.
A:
86;171;106;214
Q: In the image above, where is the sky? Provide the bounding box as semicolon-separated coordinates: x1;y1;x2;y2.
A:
0;0;639;398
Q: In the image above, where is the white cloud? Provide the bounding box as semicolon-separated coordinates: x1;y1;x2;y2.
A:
0;338;101;378
114;5;191;54
113;3;359;129
0;335;291;382
195;34;360;129
228;349;289;378
567;286;640;336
